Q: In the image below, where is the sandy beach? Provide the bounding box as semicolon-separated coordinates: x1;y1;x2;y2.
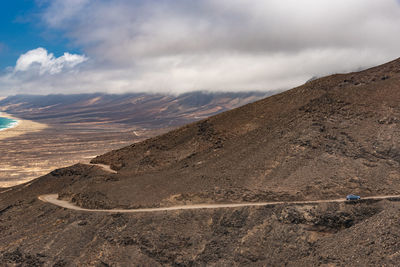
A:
0;112;48;141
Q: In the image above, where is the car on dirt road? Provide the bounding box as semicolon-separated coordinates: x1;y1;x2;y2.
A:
346;194;361;201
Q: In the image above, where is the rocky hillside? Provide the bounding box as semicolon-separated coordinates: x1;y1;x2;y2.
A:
2;58;400;265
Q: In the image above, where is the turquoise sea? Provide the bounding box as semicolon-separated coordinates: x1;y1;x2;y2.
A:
0;117;18;131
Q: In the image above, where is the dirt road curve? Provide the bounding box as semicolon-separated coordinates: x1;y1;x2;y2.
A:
87;163;117;174
38;194;400;213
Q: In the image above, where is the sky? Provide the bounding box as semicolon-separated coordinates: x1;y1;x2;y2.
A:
1;0;400;96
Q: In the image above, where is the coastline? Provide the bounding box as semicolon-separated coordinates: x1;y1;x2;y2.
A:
0;112;48;140
0;117;18;131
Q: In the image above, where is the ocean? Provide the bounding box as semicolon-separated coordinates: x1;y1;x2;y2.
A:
0;117;18;131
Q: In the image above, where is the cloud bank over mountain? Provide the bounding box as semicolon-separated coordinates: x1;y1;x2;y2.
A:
2;0;400;95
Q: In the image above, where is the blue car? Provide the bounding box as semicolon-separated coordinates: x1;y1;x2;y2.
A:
346;194;361;201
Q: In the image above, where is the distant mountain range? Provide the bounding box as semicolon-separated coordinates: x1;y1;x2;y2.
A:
0;91;274;129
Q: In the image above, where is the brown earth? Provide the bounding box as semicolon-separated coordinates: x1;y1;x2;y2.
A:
2;58;400;265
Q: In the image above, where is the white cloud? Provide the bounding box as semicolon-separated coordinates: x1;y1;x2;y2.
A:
15;47;87;75
41;0;90;28
2;0;400;95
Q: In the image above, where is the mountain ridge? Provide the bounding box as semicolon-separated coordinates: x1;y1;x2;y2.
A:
0;91;272;128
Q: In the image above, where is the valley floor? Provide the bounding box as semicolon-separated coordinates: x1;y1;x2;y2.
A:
0;123;166;187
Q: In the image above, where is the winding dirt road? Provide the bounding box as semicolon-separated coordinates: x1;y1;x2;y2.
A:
38;194;400;214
